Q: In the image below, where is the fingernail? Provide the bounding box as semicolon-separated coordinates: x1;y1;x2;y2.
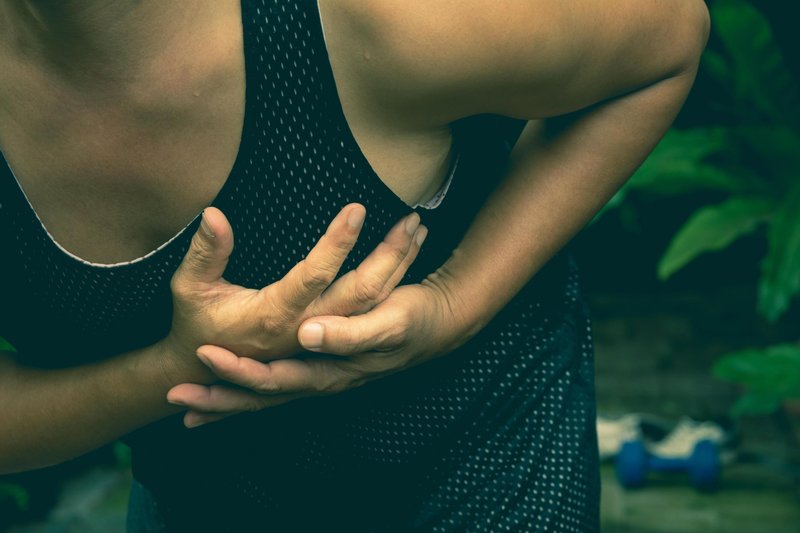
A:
404;213;420;236
299;322;324;350
186;419;207;429
347;208;365;229
200;210;215;238
415;226;428;246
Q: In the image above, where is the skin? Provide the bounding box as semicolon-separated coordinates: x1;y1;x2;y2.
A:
171;0;712;425
0;204;426;473
0;0;710;469
0;2;426;473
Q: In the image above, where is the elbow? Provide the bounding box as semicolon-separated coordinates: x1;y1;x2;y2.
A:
671;0;711;75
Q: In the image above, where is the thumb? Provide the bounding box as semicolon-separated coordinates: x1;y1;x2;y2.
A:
175;207;234;284
297;307;399;356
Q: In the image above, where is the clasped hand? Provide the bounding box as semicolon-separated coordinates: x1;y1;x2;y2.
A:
164;205;465;427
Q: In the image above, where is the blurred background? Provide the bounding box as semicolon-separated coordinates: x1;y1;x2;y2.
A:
1;0;798;531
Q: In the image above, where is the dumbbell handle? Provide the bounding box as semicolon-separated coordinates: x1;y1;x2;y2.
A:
647;455;691;472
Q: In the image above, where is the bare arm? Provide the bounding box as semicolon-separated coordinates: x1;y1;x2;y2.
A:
308;0;710;334
421;0;711;335
432;70;703;338
0;205;424;473
0;343;181;473
321;0;712;336
170;0;711;412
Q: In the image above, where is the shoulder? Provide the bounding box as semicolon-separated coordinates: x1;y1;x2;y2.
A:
318;0;709;124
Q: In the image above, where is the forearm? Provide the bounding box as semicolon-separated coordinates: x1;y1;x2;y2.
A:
427;67;700;339
0;343;206;474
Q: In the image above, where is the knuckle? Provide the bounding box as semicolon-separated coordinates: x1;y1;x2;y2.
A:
259;316;279;336
354;276;383;303
189;233;216;264
260;306;291;334
388;246;408;265
259;291;297;328
255;379;280;395
301;261;337;290
330;234;356;254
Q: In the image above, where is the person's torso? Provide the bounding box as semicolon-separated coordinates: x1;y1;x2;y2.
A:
0;0;454;265
0;5;586;520
0;0;523;367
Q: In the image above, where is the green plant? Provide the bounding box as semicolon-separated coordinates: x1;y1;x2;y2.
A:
0;482;30;513
714;343;800;415
603;0;800;415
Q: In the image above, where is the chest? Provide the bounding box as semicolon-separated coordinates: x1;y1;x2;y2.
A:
0;7;452;265
0;79;244;264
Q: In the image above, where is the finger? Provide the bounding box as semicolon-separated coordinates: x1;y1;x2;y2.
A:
298;306;407;356
308;213;421;316
168;382;266;413
380;225;427;297
183;410;230;429
169;383;300;428
196;345;344;395
172;208;234;285
271;203;366;313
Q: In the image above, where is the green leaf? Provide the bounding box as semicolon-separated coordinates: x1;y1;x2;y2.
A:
0;483;29;512
734;125;800;187
113;441;132;469
629;128;745;195
590;188;627;224
730;392;783;417
713;344;800;398
759;185;800;321
701;49;734;87
711;0;800;124
658;196;773;279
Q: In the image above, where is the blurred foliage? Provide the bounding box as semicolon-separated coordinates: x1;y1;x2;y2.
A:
714;344;800;416
0;482;29;512
0;336;15;352
601;0;800;415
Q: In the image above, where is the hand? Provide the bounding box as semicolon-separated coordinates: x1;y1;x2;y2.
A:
160;204;427;385
167;280;471;428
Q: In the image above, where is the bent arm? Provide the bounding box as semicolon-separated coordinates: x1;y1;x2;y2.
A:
159;1;713;416
431;67;704;340
409;0;712;341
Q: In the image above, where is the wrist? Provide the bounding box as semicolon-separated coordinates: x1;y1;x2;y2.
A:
420;271;486;355
151;336;216;389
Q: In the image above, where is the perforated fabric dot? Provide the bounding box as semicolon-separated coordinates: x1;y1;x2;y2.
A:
0;1;599;531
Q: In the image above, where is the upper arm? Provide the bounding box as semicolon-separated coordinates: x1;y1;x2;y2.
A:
332;0;710;123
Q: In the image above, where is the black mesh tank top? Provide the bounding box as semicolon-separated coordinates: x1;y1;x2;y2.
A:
0;1;599;530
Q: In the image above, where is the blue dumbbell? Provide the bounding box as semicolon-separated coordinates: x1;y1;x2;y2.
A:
615;439;720;490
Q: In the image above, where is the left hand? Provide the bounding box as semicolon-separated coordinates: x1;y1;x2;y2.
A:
166;282;467;428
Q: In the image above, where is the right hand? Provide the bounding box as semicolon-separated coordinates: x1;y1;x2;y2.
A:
161;203;427;385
